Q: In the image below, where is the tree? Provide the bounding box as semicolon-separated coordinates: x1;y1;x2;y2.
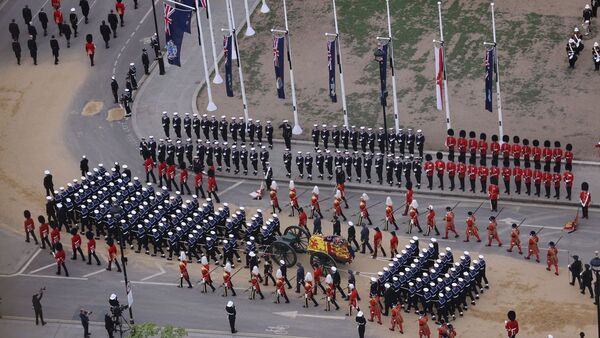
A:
129;322;187;338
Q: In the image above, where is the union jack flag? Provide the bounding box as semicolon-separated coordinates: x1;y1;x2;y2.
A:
164;4;175;35
199;0;207;8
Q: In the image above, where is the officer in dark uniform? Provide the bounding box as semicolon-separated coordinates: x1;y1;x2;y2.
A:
386;155;394;186
80;0;90;24
219;116;228;142
27;35;37;65
305;152;313;180
11;40;21;65
344;151;353;182
108;10;118;38
325;150;334;180
69;8;78;37
316;150;325;179
394;157;403;187
229;117;238;142
128;63;138;89
183;113;192;139
161;111;170;137
240;145;248;175
367;128;376;154
185;139;194;165
238;117;246;143
397;128;406;155
9;19;20;41
332;125;340;149
166;139;175;164
175;140;185;168
100;20;111;48
141;48;149;74
413;157;422;189
283;149;292;178
250;147;259;175
377;128;386;154
358;127;367;153
205;140;214;165
375;153;383;184
353;152;362;183
350;126;359;152
200;114;210;140
214;142;223;170
311;124;320;149
27;21;37;41
296;151;304;179
341;126;350;150
255;120;263;146
416;129;425;158
157;139;166;162
321;124;330;149
61;22;72;48
121;91;132;116
147;136;156;160
32;288;46;326
403;156;412;183
223;143;231;172
22;5;33;25
172;112;182;139
364;152;372;183
334;150;343;169
260;146;269;172
265;121;274;149
406;128;415;155
192;114;201;139
231;145;240;174
279;120;292;149
39;9;49;36
211;115;219;141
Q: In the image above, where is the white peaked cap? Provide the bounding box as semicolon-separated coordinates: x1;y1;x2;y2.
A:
357;311;363;317
370;277;377;282
305;272;313;282
249;251;256;257
289;180;295;190
252;266;259;275
325;274;333;284
410;199;419;209
428;205;433;210
224;262;232;272
348;283;354;289
276;269;283;279
386;196;393;206
227;301;234;307
331;266;337;272
335;189;341;199
361;193;369;201
179;251;187;261
44;170;50;175
313;186;319;195
280;259;285;265
270;181;278;190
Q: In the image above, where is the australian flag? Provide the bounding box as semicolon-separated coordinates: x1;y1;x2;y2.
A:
485;47;495;112
327;39;337;103
273;35;285;99
223;34;234;97
164;3;190;66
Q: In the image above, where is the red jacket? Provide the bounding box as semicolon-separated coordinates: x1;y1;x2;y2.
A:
563;171;573;187
390;235;398;250
445;136;456;150
446;162;456;176
532;146;541;161
467;165;477;179
434;160;445;174
552;148;563;162
54;249;66;264
522;144;531;159
194;172;203;187
502;167;512;181
39;223;49;238
457;137;467;152
478;166;488;179
564;150;573;165
144;158;154;172
488;184;499;200
108;244;118;260
405;189;413;204
373;231;382;246
167;164;176;180
505;320;519;337
115;2;125;15
208;176;217;192
24;218;35;232
468;138;477;152
298;211;307;227
489;166;500;181
87;238;96;252
543;172;553;186
51;227;61;243
180;168;188;183
490;141;500;156
424;161;434;177
542;147;552;162
71;234;82;249
523;168;532;183
85;42;96;55
501;143;511;157
52;0;61;9
53;10;63;24
580;191;591;207
457;163;466;178
478;140;488;155
513;167;523;181
553;173;562;187
511;144;521;159
158;161;167;176
533;170;543;184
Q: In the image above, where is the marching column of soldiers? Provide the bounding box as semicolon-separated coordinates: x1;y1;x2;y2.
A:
566;4;599;69
286;125;426;189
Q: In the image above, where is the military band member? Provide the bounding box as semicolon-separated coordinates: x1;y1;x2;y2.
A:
447;160;456;191
435;152;445;190
424;154;434;190
468;131;477;165
279;120;292;149
222;262;236;296
486;216;502;246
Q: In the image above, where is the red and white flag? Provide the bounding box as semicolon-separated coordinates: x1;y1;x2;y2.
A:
434;45;444;111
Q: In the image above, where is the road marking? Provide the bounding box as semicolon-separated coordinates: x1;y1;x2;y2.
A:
19;273;88;281
220;180;246;195
29;263;56;274
83;268;106;278
273;311;345;320
129;280;177;286
0;249;42;278
499;218;564;230
140;263;166;281
77;0;98;25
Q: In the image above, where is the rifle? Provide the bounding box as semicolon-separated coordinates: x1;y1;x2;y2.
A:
217;266;245;289
378;203;406;222
494;207;505;218
350;200;385;218
450;202;461;211
554;235;564;246
471;202;485;215
515;218;527;229
535;226;544;236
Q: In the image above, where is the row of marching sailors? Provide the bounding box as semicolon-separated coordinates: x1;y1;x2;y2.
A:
445;130;574;173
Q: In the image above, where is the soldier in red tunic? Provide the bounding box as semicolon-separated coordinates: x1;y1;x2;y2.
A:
313;264;326;294
513;166;523;194
85;231;101;265
368;296;382;324
332;190;347;221
389;231;399;256
403;183;413;216
507;224;523;255
489;165;500;185
488;183;499;212
564;143;574;171
207;165;220;203
468;131;478;165
23;210;38;244
85;39;95;66
524;231;540;263
511;136;521;167
385;197;398;230
389;302;403;333
424;154;434;190
426;205;439;236
552;172;562;199
552;141;563;173
478;133;488;166
467;163;477;193
533;169;543;197
70;228;85;261
563;171;574;200
222;262;236;296
53;242;69;276
486;216;502;246
447;160;456;191
249;266;264;299
522;138;531;168
418;311;431;338
542;140;552;172
543;171;553;198
502;167;512;194
408;200;423;234
115;0;125;26
435;152;445;190
275;269;290;303
158;160;167;187
179;163;192;195
144;157;156;184
546;241;559;275
303;272;318;307
166;161;177;191
194;170;206;198
178;252;193;288
288;180;299;216
359;193;372;225
346;283;359;316
490;134;500;166
268;181;281;213
298;207;308;232
445;129;456;161
200;256;216;293
532;139;542;170
523;167;533;195
505;310;519;338
324;274;340;311
38;216;52;250
106;237;122;272
372;227;386;258
580;182;591;219
464;211;481;242
501;135;511;168
457;130;467;164
53;8;63;35
443;207;459;239
478;166;489;193
310;186;322;219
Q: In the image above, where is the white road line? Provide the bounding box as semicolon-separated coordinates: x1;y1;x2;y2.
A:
37;0;51;13
130;32;135;37
83;268;106;278
19;273;88;281
0;249;43;278
129;280;177;286
77;0;98;25
140;263;166;281
220;181;246;195
29;263;56;274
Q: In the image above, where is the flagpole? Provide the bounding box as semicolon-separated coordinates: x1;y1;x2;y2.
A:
226;0;237;59
385;0;400;133
226;0;250;122
190;0;217;111
206;0;223;84
437;1;451;130
261;0;270;13
490;2;504;141
332;0;349;128
281;0;301;135
243;0;256;36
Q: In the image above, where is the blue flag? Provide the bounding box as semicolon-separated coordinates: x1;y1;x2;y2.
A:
223;34;234;97
273;35;285;99
327;39;337;103
180;0;194;33
164;3;189;66
378;42;389;106
485;47;494;112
